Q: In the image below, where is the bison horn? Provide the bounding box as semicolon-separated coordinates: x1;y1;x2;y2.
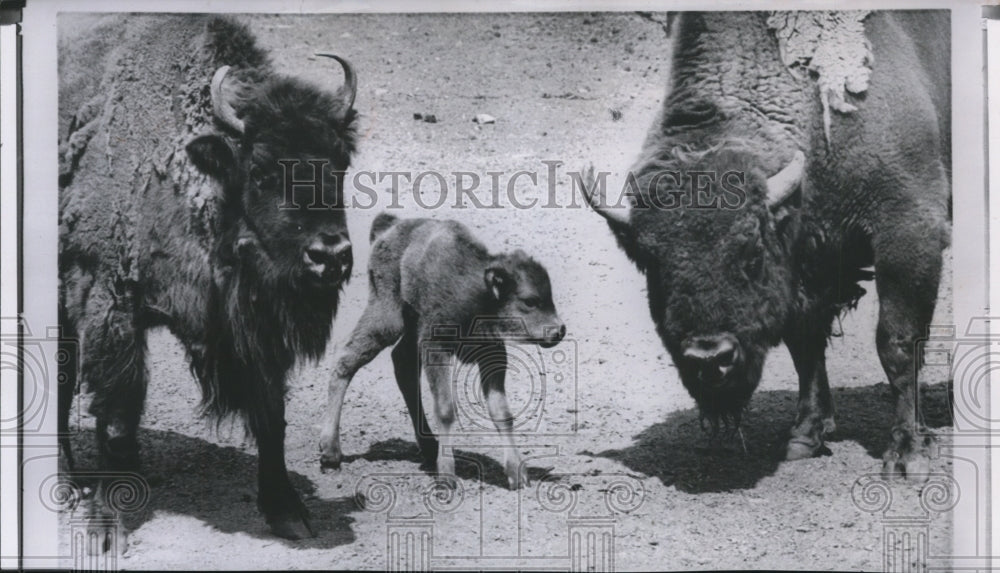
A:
580;164;631;226
210;66;245;134
315;53;357;119
765;150;806;207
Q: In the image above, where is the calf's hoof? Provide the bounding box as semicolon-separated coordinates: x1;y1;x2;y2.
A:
319;445;342;472
418;437;439;471
506;460;530;490
433;472;460;493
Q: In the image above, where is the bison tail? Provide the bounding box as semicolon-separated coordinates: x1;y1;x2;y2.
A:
369;212;399;244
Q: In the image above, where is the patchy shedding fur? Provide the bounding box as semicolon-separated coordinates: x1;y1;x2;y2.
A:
767;11;873;145
591;12;950;472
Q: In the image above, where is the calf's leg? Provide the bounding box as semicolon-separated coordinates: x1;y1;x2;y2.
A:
475;343;529;489
319;301;403;469
424;356;458;488
390;310;438;469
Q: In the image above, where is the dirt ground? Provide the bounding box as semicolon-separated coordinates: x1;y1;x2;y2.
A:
62;12;954;571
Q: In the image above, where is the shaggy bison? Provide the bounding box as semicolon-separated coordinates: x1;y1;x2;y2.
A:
318;213;566;490
581;11;949;480
58;15;358;547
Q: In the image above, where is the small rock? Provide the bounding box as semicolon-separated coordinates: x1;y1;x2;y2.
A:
473;114;496;125
413;113;423;120
423;114;438;124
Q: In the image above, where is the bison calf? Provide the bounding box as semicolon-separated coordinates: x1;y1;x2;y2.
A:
318;214;566;489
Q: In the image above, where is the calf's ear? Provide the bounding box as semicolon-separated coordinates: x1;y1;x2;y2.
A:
484;266;514;301
186;134;237;182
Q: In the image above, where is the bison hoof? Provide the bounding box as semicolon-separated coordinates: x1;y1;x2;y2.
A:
883;431;936;483
85;520;122;555
785;438;821;461
268;514;316;540
882;451;931;484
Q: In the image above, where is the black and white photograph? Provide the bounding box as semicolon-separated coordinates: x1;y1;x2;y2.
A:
2;1;995;571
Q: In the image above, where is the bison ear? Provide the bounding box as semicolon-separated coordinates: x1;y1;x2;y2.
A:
773;205;801;250
484;266;513;301
186;134;236;181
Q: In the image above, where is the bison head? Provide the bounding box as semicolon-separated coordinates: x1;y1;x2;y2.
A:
582;145;805;431
186;55;358;293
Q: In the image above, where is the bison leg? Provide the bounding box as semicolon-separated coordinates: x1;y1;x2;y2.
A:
874;220;944;483
58;311;78;473
81;307;148;555
424;355;459;490
247;388;316;540
784;327;836;460
475;344;528;490
391;311;438;470
318;302;402;470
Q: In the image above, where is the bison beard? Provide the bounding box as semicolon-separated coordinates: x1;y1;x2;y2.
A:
58;15;358;551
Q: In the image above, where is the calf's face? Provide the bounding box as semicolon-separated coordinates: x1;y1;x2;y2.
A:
484;250;566;348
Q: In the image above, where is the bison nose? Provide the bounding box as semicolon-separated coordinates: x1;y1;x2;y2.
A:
303;235;353;281
683;334;739;371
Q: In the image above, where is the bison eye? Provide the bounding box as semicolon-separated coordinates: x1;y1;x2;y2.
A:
523;297;541;309
744;250;764;279
249;166;264;186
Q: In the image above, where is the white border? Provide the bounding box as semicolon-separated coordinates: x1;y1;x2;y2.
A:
987;17;1000;573
0;22;21;572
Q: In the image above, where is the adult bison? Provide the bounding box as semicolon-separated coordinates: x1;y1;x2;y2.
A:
58;15;357;548
581;11;949;480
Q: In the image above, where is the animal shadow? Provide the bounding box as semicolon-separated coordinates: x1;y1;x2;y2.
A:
343;438;552;489
65;428;360;548
592;381;953;493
